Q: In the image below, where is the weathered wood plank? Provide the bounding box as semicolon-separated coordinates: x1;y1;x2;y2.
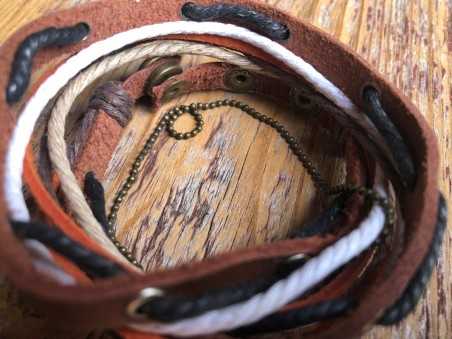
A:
104;90;345;270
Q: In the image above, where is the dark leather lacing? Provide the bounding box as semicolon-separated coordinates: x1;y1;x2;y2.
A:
229;194;448;335
230;297;354;336
289;191;352;238
10;220;123;278
379;193;447;325
139;275;284;322
6;22;90;103
362;87;416;188
84;172;109;233
181;2;290;41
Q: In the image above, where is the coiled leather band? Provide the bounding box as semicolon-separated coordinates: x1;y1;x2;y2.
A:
0;1;443;338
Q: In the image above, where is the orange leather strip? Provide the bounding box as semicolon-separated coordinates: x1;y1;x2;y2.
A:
49;250;92;285
24;146;136;274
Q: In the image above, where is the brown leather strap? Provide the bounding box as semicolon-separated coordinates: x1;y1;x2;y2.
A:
0;0;439;337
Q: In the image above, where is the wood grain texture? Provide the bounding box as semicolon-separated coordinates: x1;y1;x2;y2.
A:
0;0;450;338
103;74;346;271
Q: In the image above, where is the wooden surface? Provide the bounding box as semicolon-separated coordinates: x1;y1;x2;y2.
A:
0;0;451;338
103;72;346;272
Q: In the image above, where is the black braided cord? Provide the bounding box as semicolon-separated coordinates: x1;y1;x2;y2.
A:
181;2;290;41
10;220;123;278
363;87;416;188
139;275;282;322
84;172;109;232
379;193;447;324
290;191;351;238
6;22;90;103
229;296;354;337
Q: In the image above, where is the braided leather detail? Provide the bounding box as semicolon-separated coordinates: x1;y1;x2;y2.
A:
379;193;447;324
363;87;416;188
137;260;314;322
6;23;89;103
138;276;281;322
181;2;290;40
290;192;350;238
138;256;310;322
84;172;109;232
230;297;353;336
10;220;123;278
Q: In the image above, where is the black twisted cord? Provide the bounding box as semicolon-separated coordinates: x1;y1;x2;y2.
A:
362;87;416;188
84;172;109;232
6;22;90;103
137;255;320;322
290;191;351;238
379;193;447;325
10;220;123;278
181;2;290;41
138;276;281;322
229;296;354;337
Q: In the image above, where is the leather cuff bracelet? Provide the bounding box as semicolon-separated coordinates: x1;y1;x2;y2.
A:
0;1;445;338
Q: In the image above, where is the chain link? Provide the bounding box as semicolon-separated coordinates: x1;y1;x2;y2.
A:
105;99;393;268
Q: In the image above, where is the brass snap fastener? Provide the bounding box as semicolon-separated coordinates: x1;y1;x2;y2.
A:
167;105;204;140
147;58;183;88
161;80;189;102
224;69;255;92
126;287;164;321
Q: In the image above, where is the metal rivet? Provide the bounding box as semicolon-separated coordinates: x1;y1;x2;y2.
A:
286;253;310;263
140;57;161;69
126;287;165;321
146;59;183;90
224;69;255;92
161;80;189;102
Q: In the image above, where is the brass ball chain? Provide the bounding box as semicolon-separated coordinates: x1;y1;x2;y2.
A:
105;99;394;268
